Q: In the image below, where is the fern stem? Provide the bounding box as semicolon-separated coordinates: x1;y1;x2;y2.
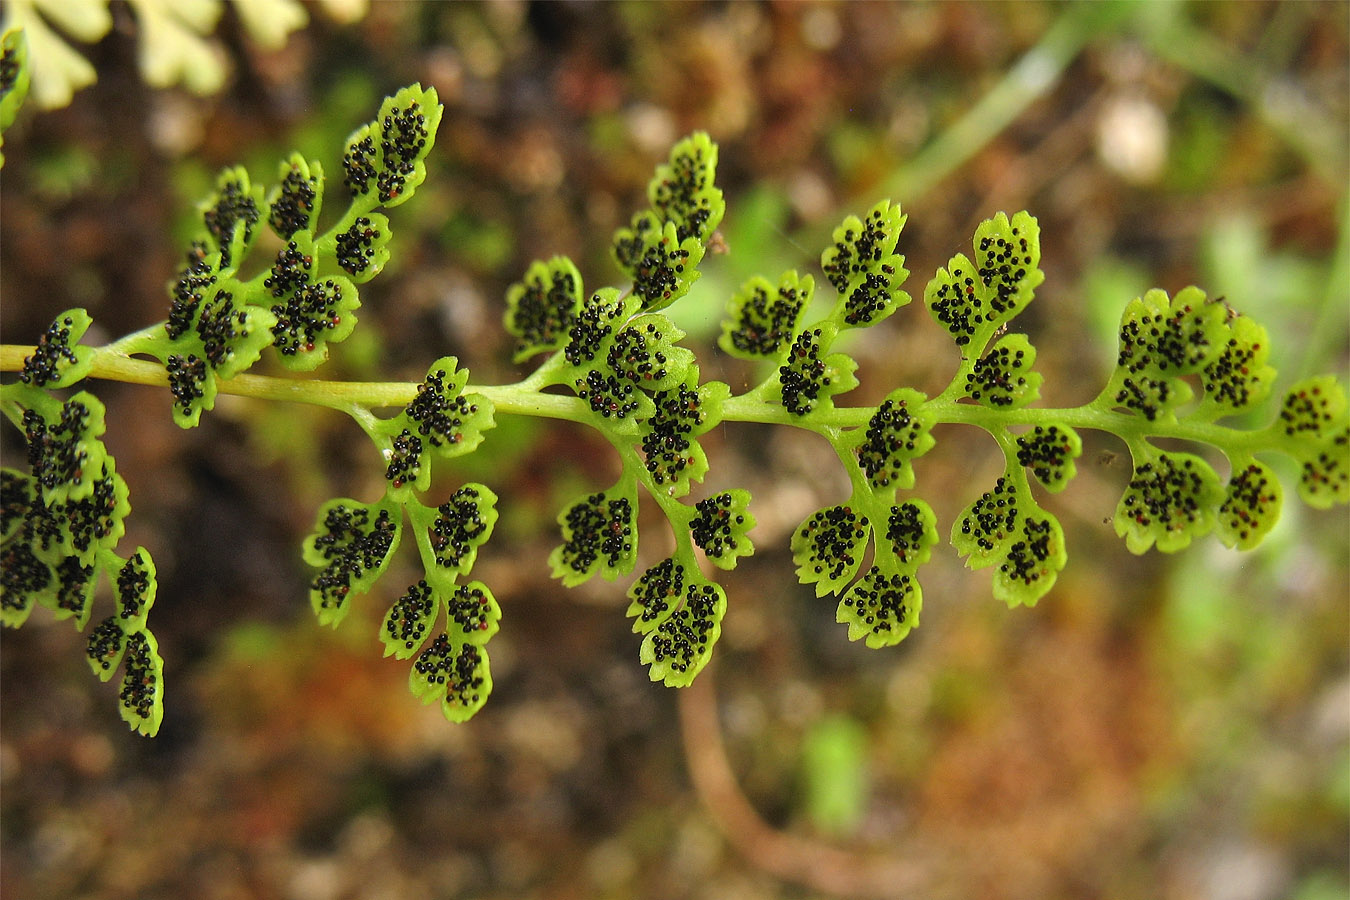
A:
1139;6;1345;187
0;342;1295;461
870;1;1132;205
718;389;1291;458
0;343;590;422
1300;190;1350;379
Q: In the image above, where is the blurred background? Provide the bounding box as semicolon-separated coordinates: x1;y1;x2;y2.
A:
1;2;1347;898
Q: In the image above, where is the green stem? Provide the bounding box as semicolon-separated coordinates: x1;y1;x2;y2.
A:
1138;8;1345;188
875;1;1131;204
719;390;1290;456
1301;190;1350;379
2;341;1293;462
346;403;385;444
105;324;170;356
609;431;697;560
0;343;591;422
405;501;454;594
988;424;1035;497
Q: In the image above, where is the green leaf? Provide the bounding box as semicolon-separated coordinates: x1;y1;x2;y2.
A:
548;487;638;586
403;359;497;459
383;437;422;493
271;274;361;370
971;211;1043;327
0;29;31;159
1114;286;1229;378
1;541;53;627
380;358;496;496
192;282;277;381
374;84;443;207
445;580;500;645
86;616;126;681
948;472;1066;607
379;580;437;659
1015;424;1082;493
613;216;707;312
610;133;723;308
56;459;130;567
791;504;870;596
991;512;1066;608
951;475;1022;570
640;374;727;499
644;131;724;246
1278;377;1349;508
440;641;492;722
422;483;498;588
303;498;402;627
267;233;362;369
852;388;936;498
640;576;726;687
837;563;920;648
820;199;910;328
504;257;584;363
1102;285;1234;422
323;211;392;283
165;352;215;428
265;233;316;297
1115;450;1223;553
165;243;224;342
1109;372;1194;423
607;314;695;392
821;200;899;294
690;489;755;570
1197;314;1275;414
612;212;658;282
1216;461;1282;550
572;368;655;434
19;489;66;566
195;166;264;268
1278;376;1348;440
563;288;639;367
626;557;688;634
924;212;1042;350
21;390;109;506
719;270;812;360
923;256;980;346
341;84;443;208
267;153;324;240
776;323;859;417
1;469;35;541
1296;425;1349;509
408;632;493;721
963;333;1042;409
158;248;277;426
18;309;94;389
384;580;502;715
112;548;156;631
879;499;939;569
118;629;164;737
409;632;455;703
341;121;378;199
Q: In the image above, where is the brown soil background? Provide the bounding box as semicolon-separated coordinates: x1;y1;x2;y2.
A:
2;3;1347;899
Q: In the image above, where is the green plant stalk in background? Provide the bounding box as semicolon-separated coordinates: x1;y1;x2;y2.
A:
1;34;1346;736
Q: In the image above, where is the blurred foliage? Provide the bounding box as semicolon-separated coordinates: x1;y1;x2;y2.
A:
1;2;1346;899
798;713;869;838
